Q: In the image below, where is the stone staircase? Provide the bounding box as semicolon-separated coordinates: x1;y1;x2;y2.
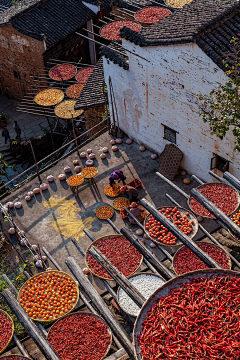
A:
0;145;30;188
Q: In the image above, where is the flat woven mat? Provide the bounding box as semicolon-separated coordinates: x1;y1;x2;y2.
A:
158;143;183;180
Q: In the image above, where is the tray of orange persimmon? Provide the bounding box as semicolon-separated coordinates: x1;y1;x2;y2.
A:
17;271;79;323
81;167;98;179
67;175;84;187
104;184;121;197
96;206;114;220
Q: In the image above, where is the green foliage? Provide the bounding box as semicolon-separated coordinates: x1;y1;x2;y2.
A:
198;37;240;151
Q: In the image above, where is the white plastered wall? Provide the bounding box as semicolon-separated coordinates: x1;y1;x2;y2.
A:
103;41;240;182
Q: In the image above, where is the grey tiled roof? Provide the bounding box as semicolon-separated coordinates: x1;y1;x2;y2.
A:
120;0;240;46
197;13;240;71
0;0;12;13
1;0;96;48
75;59;108;110
101;43;129;69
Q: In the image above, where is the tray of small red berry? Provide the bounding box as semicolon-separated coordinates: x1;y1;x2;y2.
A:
144;206;198;246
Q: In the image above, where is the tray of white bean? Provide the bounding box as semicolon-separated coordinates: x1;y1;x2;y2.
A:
117;272;165;317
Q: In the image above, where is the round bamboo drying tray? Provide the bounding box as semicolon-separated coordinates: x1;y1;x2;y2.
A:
34;89;64;107
85;234;143;281
133;268;240;360
81;167;98;179
0;310;14;355
228;209;240;243
47;312;112;360
144;206;198;246
104;184;121;197
172;241;232;275
188;182;240;219
49;64;77;81
96;206;114;220
67;175;84;187
17;270;79;323
117;272;164;317
113;197;130;211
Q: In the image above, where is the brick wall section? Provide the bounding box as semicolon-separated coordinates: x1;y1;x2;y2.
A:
0;25;45;100
103;41;240;182
84;105;106;138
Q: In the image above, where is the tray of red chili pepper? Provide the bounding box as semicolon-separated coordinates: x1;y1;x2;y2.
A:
85;235;143;280
144;206;198;246
0;310;14;355
47;312;112;360
0;356;32;360
133;269;240;360
188;182;240;219
173;241;231;275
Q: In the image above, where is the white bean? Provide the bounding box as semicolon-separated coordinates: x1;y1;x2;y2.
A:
118;274;164;317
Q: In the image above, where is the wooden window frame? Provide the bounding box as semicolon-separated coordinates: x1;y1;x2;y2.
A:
161;124;178;144
210;154;230;173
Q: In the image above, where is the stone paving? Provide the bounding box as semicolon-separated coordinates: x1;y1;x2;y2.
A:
0;94;49;145
2;131;240;359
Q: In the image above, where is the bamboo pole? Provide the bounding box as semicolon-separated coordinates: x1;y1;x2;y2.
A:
165;193;240;269
106;217;159;274
89;245;145;307
29;140;42;184
13;334;30;358
223;171;240;191
120;227;175;279
123;207;173;262
191;188;240;239
65;257;135;359
140;198;223;269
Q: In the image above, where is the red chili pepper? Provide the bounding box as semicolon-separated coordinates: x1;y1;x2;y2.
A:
174;243;231;274
48;313;111;360
138;276;240;359
49;64;76;81
86;236;142;279
75;68;94;84
100;21;141;41
135;7;171;24
190;184;238;218
0;310;13;352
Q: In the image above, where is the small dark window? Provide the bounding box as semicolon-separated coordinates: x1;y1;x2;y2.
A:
211;154;229;172
13;71;20;80
162;125;177;144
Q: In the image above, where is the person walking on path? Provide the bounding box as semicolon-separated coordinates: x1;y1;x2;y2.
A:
120;185;139;203
128;202;144;224
2;126;10;144
109;170;126;187
13;121;21;140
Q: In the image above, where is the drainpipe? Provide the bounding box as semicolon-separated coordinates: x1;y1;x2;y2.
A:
86;20;97;65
